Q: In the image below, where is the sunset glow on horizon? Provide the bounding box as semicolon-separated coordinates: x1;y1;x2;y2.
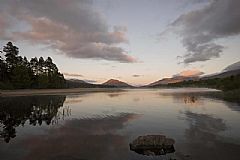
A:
1;0;240;85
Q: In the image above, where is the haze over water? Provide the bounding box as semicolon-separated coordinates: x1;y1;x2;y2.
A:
1;88;240;160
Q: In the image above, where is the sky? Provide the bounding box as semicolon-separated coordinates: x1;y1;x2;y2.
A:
0;0;240;86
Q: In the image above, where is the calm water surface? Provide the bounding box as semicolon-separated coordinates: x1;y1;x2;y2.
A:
1;88;240;160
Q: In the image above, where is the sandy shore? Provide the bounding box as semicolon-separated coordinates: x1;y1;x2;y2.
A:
0;88;123;97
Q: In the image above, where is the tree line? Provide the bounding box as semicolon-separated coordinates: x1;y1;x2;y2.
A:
150;74;240;91
0;42;65;89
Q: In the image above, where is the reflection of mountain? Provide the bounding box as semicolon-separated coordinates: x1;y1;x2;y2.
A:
176;111;240;160
0;95;66;143
17;113;139;160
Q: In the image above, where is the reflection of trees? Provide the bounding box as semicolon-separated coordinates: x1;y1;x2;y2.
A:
183;96;198;104
158;92;204;106
173;94;203;106
0;95;66;143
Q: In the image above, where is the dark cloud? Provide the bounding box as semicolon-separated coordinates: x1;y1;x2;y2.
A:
168;0;240;64
132;74;143;77
0;0;136;63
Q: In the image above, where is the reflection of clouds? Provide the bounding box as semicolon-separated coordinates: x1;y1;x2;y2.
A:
185;111;227;140
20;113;140;160
176;111;240;160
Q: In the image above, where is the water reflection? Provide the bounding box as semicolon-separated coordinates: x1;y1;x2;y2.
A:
19;113;139;160
0;89;240;160
175;111;240;160
183;96;198;104
108;93;122;98
0;95;66;143
158;92;204;106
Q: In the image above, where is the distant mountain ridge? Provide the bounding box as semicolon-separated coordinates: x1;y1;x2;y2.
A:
102;79;133;88
223;61;240;72
201;61;240;80
66;79;115;88
66;61;240;88
148;76;199;87
148;61;240;87
201;69;240;80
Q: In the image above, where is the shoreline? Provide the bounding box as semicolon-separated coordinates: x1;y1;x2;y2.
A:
0;88;123;97
0;87;220;97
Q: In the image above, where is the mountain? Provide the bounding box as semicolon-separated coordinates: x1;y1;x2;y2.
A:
148;76;199;87
68;79;87;84
201;69;240;80
223;61;240;72
66;79;115;88
149;61;240;87
102;79;133;88
202;61;240;80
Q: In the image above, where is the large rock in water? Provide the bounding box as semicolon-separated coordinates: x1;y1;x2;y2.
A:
129;135;175;156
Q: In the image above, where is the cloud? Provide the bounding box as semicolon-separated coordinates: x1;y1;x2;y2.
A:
0;15;6;37
173;69;204;77
0;14;11;40
132;74;143;77
63;72;83;77
167;0;240;64
0;0;136;63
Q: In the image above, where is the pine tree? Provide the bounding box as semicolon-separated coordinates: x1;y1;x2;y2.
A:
3;42;19;71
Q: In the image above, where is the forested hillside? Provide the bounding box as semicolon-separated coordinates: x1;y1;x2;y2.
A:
151;75;240;91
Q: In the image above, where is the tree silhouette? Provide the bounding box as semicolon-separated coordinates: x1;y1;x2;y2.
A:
0;42;65;89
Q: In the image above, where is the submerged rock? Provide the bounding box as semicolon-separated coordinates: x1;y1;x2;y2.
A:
129;135;175;156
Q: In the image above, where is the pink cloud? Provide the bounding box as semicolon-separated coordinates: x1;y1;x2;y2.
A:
0;0;136;63
173;70;204;77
